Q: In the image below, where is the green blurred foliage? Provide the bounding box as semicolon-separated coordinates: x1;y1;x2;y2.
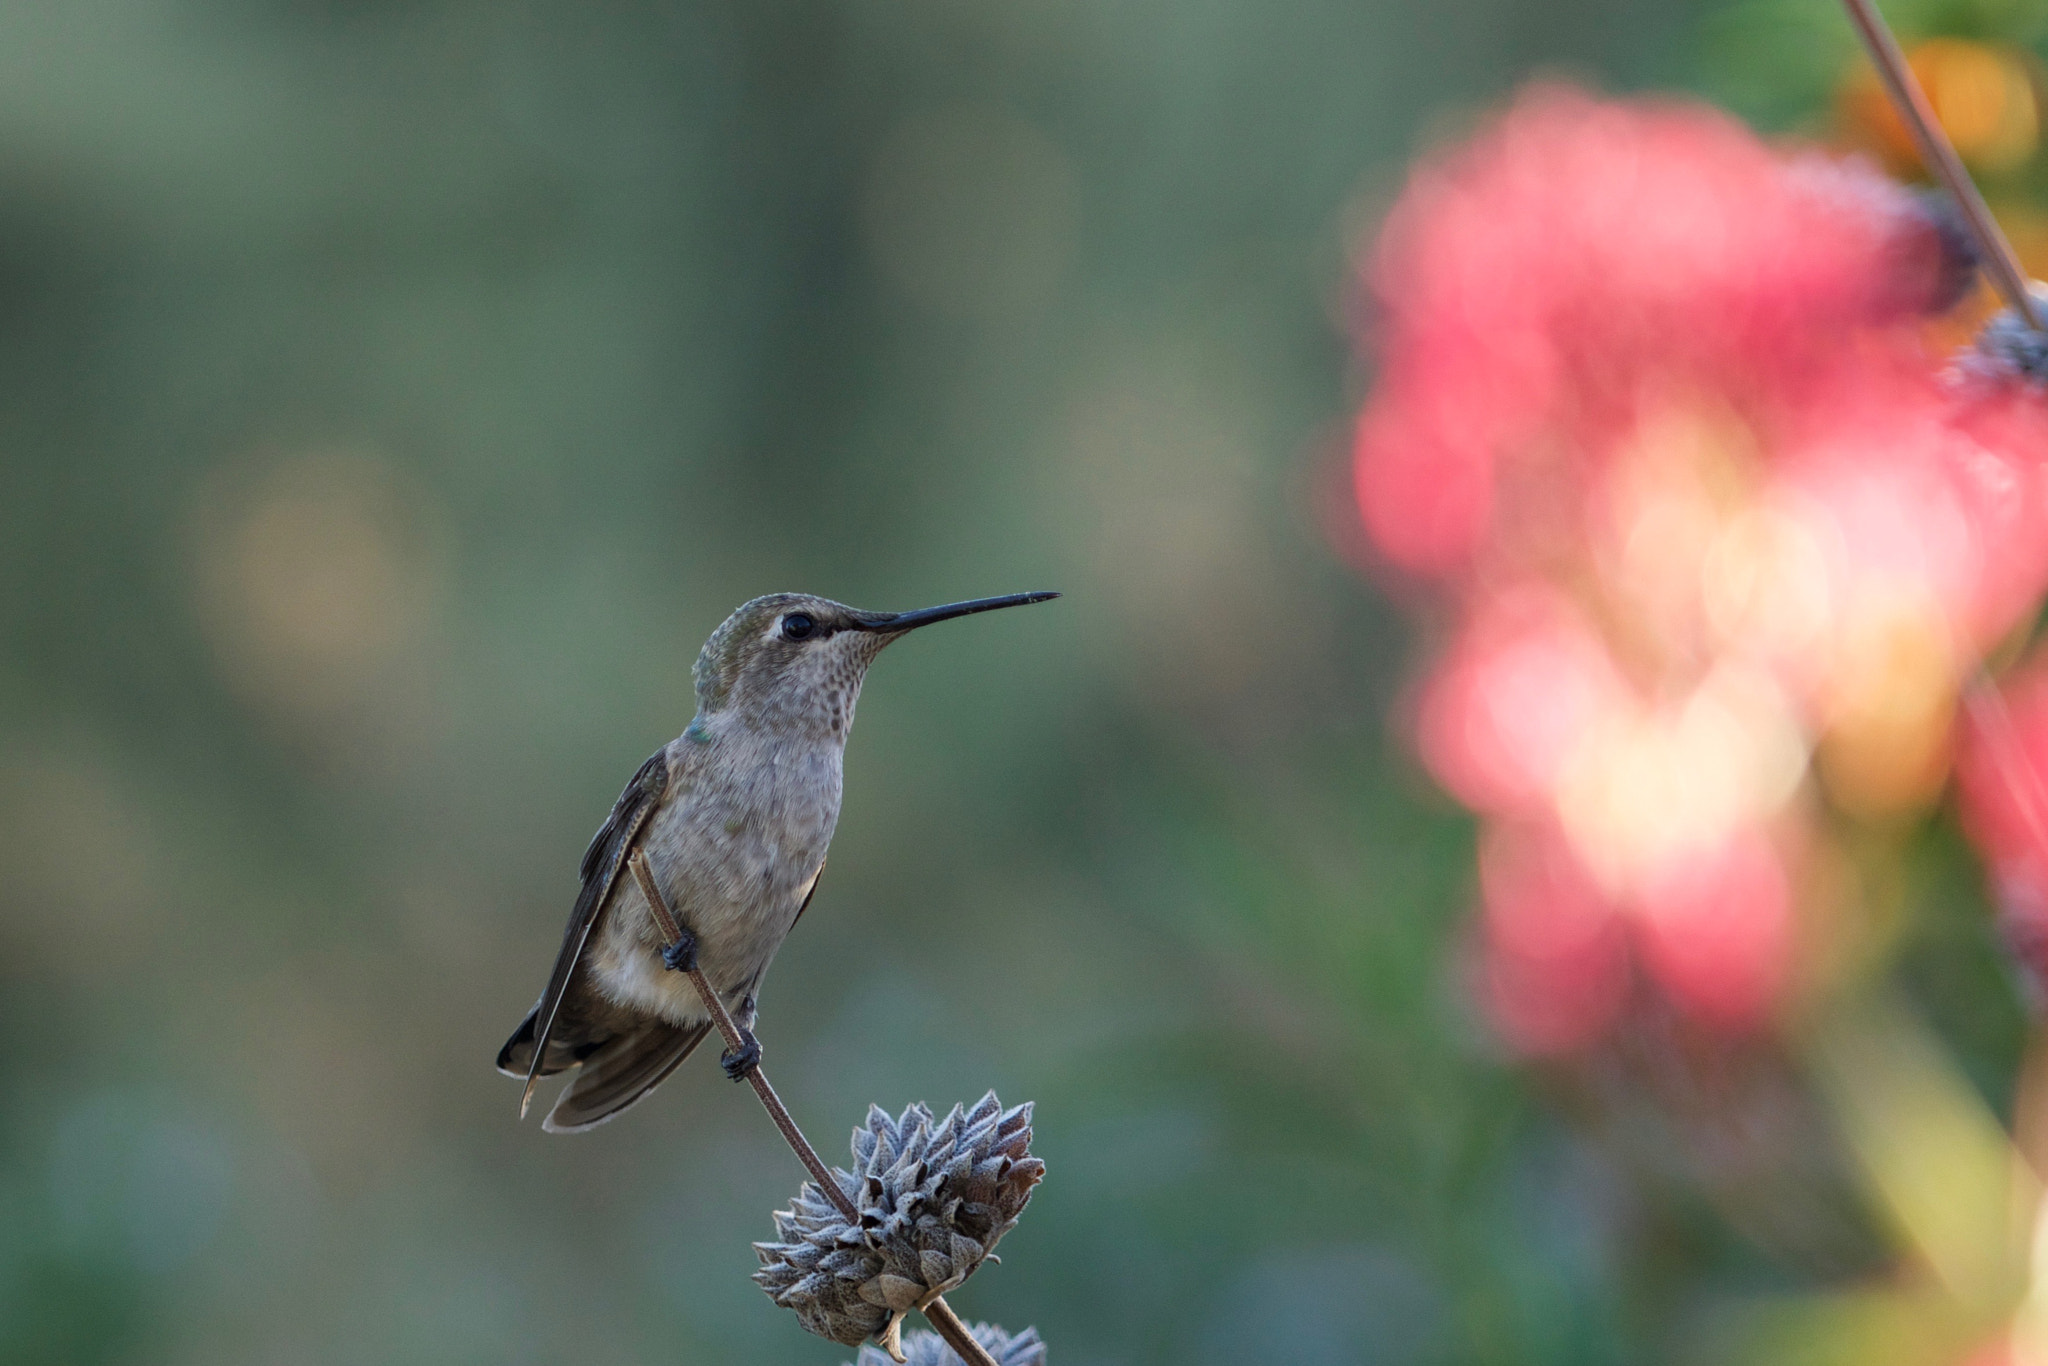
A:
1701;0;2048;129
6;2;2027;1365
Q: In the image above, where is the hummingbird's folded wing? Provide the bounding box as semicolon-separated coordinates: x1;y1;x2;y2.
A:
511;745;671;1117
541;1018;714;1133
790;858;825;932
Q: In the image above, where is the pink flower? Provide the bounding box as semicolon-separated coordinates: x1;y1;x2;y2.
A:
1414;587;1623;815
1957;660;2048;995
1631;832;1793;1031
1350;86;2048;1051
1477;823;1630;1055
1354;87;1966;581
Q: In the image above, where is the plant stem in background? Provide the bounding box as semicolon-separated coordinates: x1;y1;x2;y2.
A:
1839;0;2042;325
922;1298;1000;1362
626;852;1002;1366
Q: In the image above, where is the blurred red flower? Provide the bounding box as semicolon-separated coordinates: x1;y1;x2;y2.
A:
1958;661;2048;994
1352;86;2048;1052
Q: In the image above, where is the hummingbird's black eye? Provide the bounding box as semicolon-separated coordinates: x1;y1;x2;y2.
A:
781;613;817;641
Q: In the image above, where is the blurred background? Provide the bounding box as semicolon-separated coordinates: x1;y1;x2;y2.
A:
7;1;2044;1364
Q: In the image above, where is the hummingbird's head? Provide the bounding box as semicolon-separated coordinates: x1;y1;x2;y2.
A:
692;590;1058;737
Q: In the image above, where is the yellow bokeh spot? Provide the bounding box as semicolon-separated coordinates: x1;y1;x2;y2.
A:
1816;587;1959;820
1595;400;1763;665
1703;501;1837;665
1556;663;1808;891
1840;38;2040;174
191;449;444;728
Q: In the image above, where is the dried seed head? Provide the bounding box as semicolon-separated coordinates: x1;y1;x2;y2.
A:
755;1093;1045;1347
1960;285;2048;387
1970;310;2048;384
847;1323;1046;1366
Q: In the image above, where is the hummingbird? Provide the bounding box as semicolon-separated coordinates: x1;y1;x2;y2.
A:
496;590;1059;1132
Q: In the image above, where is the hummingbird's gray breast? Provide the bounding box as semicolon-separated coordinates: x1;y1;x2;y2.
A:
586;729;845;1027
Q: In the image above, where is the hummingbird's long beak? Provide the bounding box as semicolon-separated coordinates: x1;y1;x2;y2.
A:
855;591;1060;633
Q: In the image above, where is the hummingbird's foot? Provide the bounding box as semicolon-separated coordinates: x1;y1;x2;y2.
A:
720;1029;762;1081
660;928;699;974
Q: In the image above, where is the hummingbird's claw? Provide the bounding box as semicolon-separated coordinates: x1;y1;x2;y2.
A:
720;1029;762;1081
660;929;699;973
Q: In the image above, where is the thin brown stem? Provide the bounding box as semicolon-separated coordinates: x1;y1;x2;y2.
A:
921;1296;1000;1366
1839;0;2042;327
627;852;856;1218
625;852;1000;1366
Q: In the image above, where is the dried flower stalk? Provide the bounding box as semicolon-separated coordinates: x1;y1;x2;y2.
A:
754;1094;1043;1354
626;851;1015;1366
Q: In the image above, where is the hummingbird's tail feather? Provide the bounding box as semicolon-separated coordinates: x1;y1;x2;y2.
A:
495;1004;585;1080
541;1020;714;1133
